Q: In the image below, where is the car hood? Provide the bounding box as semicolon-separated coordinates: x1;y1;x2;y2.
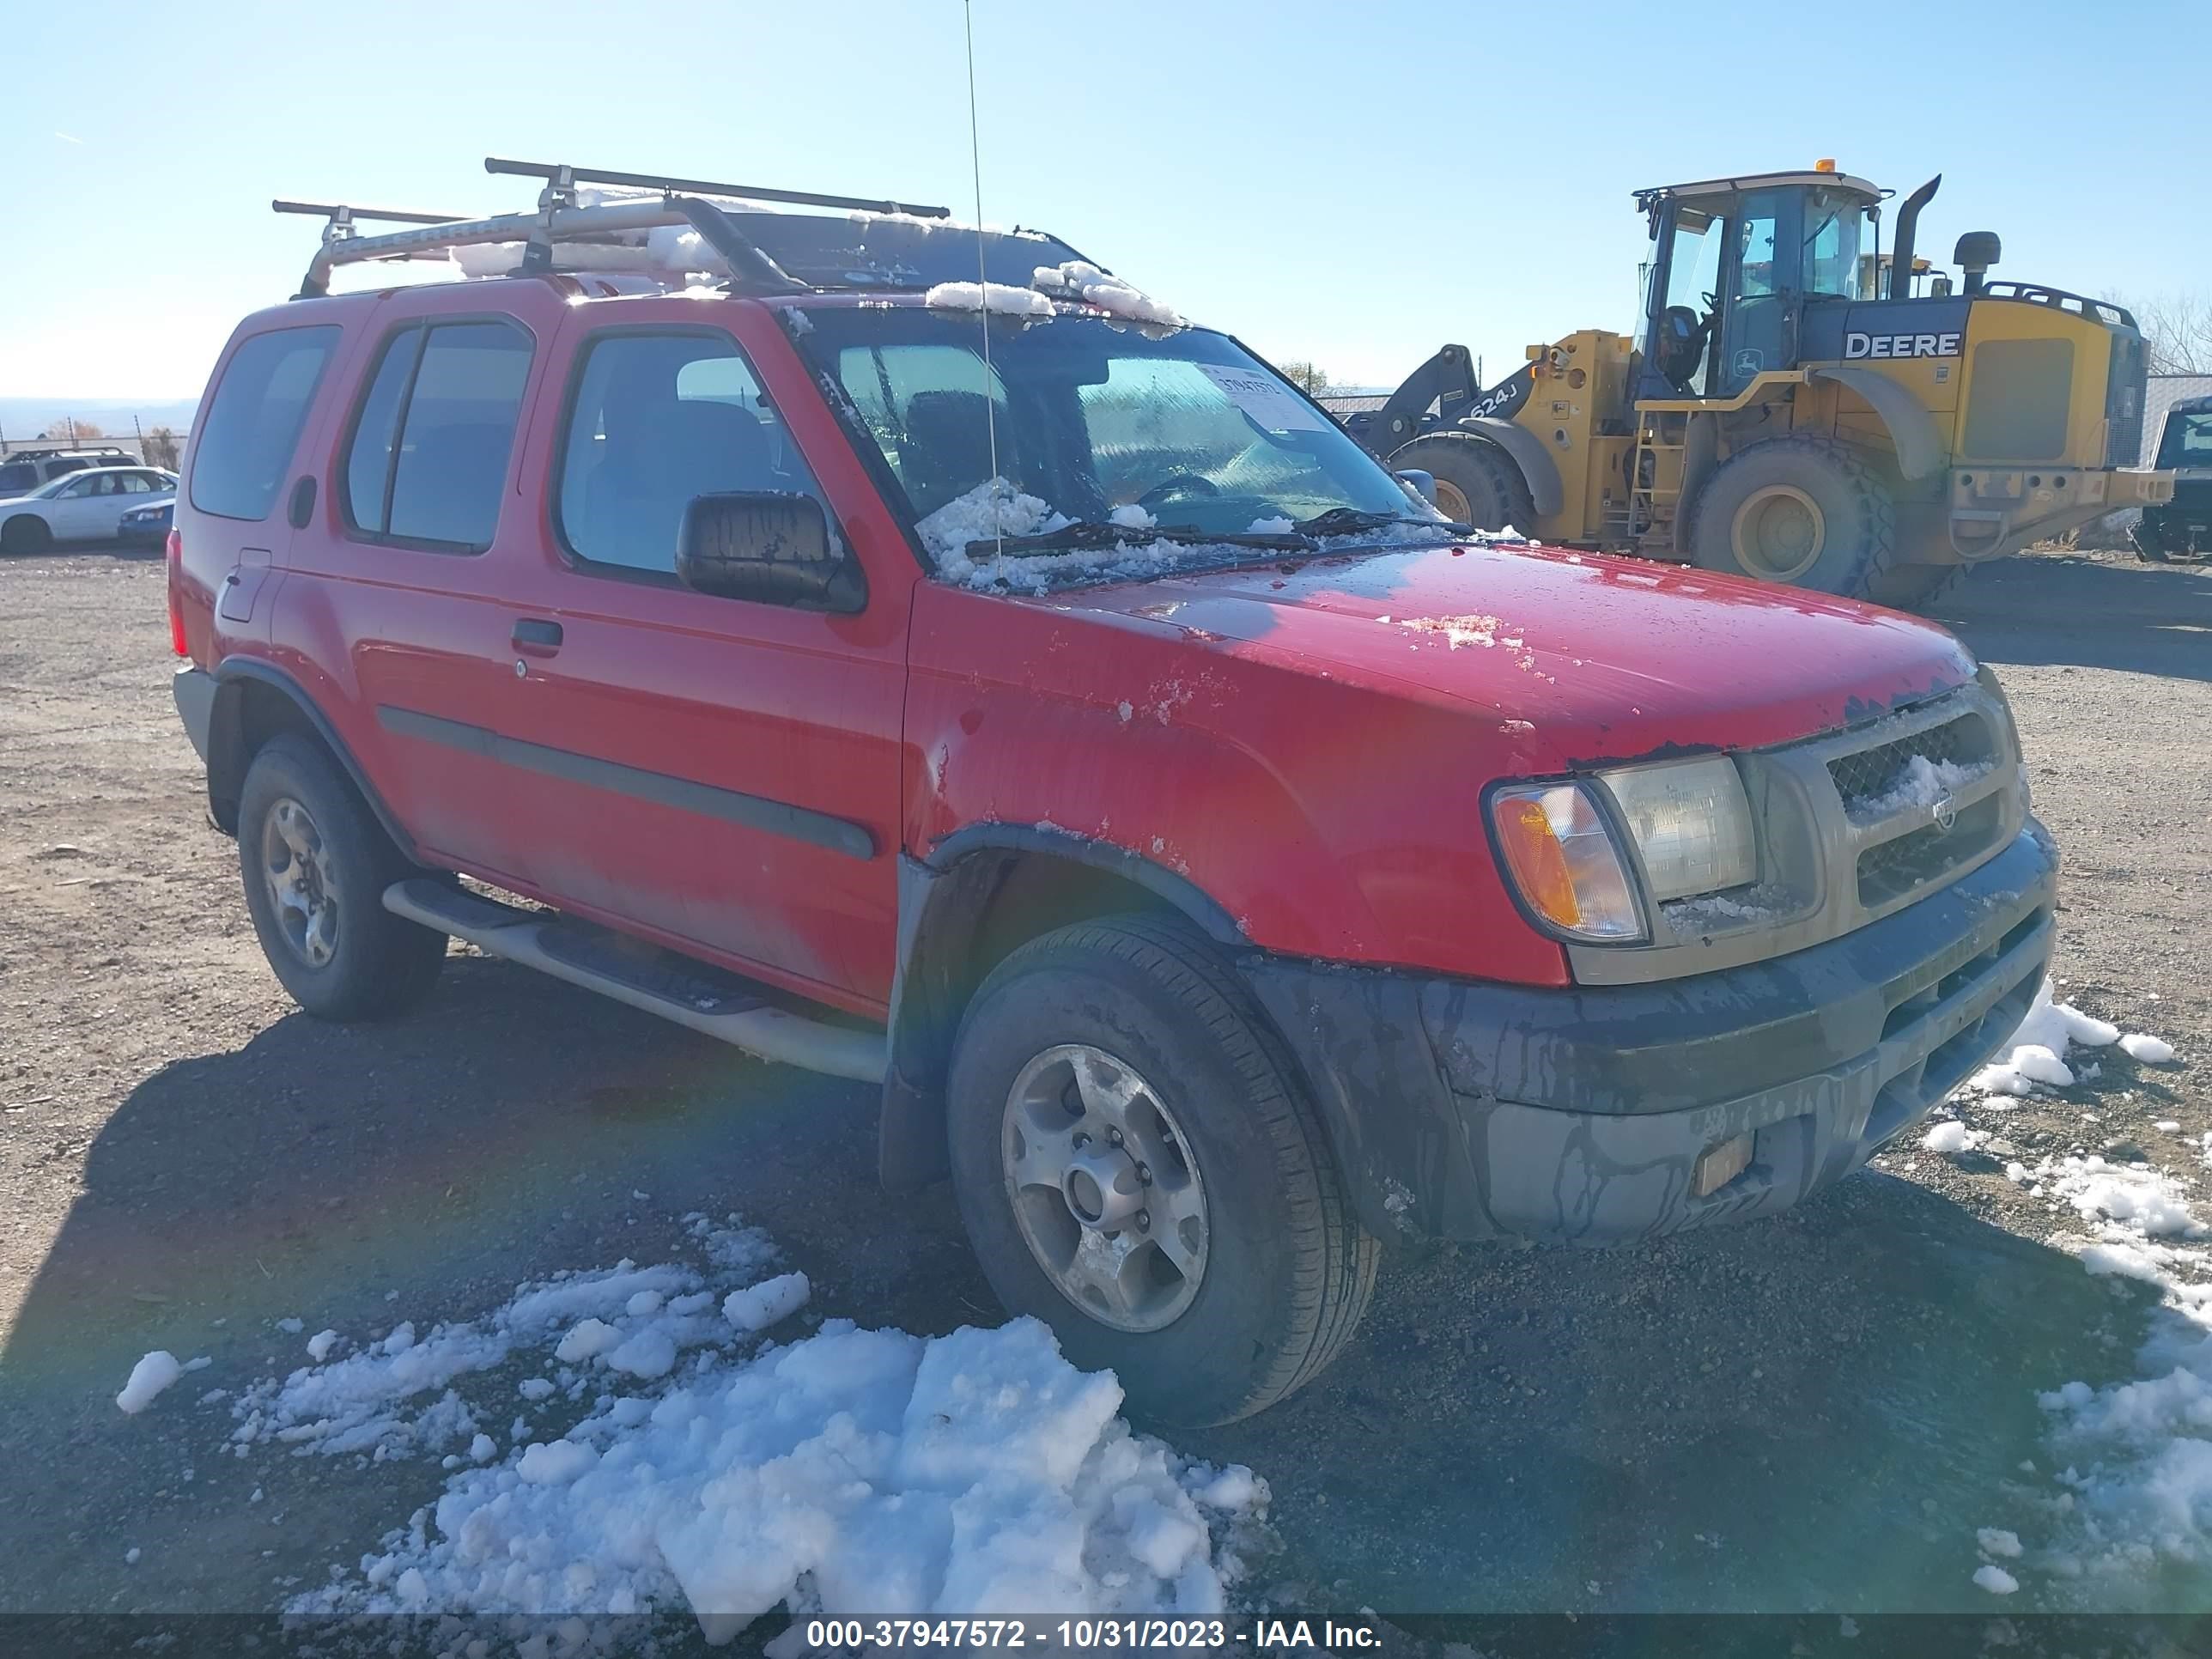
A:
1031;538;1978;763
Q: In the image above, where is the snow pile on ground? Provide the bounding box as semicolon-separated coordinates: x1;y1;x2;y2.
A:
1030;261;1186;328
115;1351;181;1415
292;1317;1262;1636
1966;979;2173;1096
226;1217;777;1460
1956;1025;2212;1591
923;281;1055;318
1842;753;1996;823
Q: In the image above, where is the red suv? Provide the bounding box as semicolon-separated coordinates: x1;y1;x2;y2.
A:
169;167;2057;1425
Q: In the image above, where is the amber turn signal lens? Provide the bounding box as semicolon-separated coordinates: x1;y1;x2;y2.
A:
1489;782;1646;942
1496;795;1583;929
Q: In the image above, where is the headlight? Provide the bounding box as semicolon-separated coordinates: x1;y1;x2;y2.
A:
1489;782;1645;942
1595;756;1756;902
1491;756;1757;946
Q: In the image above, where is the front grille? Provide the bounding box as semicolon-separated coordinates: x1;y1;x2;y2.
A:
1856;796;2006;908
1827;713;1994;810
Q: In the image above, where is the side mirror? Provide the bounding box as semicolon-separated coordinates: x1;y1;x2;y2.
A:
674;492;862;611
1395;468;1437;507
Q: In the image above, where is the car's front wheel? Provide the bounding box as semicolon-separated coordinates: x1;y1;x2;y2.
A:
946;914;1377;1427
236;735;447;1019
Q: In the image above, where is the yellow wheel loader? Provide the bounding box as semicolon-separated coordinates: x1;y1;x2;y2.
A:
1346;165;2176;606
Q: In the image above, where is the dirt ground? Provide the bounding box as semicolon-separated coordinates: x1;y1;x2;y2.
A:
0;543;2206;1632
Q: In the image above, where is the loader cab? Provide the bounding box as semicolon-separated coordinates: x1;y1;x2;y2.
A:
1637;168;1883;402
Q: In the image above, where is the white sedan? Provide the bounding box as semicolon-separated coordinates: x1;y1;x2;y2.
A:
0;467;179;554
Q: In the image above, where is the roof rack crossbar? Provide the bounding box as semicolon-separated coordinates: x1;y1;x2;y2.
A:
483;156;950;220
292;195;805;300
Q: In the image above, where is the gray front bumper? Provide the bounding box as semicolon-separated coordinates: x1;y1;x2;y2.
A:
1242;823;2057;1245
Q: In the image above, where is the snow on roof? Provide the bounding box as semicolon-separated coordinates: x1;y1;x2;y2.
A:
1031;261;1185;328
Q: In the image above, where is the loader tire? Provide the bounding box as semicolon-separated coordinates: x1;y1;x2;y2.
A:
1389;434;1535;535
1687;436;1897;599
1865;562;1969;611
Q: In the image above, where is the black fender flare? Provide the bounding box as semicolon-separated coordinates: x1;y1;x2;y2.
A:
205;657;416;854
878;824;1246;1190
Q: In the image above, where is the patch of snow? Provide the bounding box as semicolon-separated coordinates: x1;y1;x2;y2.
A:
292;1317;1261;1636
1978;1527;2024;1559
1031;261;1186;328
124;1547;140;1566
1400;613;1516;651
1246;516;1294;535
227;1223;772;1460
1923;1120;1987;1154
305;1330;338;1363
1661;887;1789;933
923;280;1054;319
1109;504;1157;532
1972;1564;2019;1595
275;1317;305;1334
721;1272;811;1333
1841;754;1996;823
2122;1034;2178;1064
1969;979;2121;1095
116;1352;181;1415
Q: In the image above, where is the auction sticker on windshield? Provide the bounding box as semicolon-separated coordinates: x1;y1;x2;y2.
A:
1197;363;1332;432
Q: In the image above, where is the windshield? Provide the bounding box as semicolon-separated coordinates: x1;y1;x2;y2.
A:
2157;410;2212;469
796;306;1439;588
1802;189;1875;300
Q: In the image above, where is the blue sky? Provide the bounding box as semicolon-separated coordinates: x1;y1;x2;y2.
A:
3;0;2204;403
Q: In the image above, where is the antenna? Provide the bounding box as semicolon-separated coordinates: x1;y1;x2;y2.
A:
963;0;1003;556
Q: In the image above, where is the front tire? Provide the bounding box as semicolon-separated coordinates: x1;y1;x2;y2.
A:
1687;436;1897;598
237;734;447;1020
946;914;1377;1427
1388;433;1535;532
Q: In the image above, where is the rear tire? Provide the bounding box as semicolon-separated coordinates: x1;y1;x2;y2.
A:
1;514;52;556
236;734;447;1020
946;913;1378;1427
1687;436;1897;599
1388;433;1535;533
1865;561;1969;611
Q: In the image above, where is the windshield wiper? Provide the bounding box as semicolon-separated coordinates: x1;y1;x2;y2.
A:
965;520;1316;558
1291;507;1473;538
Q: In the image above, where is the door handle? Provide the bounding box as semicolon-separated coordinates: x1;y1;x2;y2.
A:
512;618;564;656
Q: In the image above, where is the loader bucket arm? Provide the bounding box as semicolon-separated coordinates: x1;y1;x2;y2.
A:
1347;344;1483;455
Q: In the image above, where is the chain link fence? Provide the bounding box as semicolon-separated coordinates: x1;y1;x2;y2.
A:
0;422;193;471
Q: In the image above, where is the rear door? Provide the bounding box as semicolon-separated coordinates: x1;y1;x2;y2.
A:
490;301;910;1010
275;287;562;885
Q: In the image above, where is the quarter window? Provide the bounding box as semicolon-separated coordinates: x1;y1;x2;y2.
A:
341;319;533;550
556;331;835;575
191;325;342;521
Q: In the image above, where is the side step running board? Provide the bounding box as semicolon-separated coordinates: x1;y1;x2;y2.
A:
382;878;887;1085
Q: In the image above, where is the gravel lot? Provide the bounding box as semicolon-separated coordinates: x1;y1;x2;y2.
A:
0;543;2205;1628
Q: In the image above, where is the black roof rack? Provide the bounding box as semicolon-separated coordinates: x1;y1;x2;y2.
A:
284;156;1088;302
483;157;950;221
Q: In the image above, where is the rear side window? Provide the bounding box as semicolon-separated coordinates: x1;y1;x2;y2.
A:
341;319;533;550
191;325;341;520
555;330;833;574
